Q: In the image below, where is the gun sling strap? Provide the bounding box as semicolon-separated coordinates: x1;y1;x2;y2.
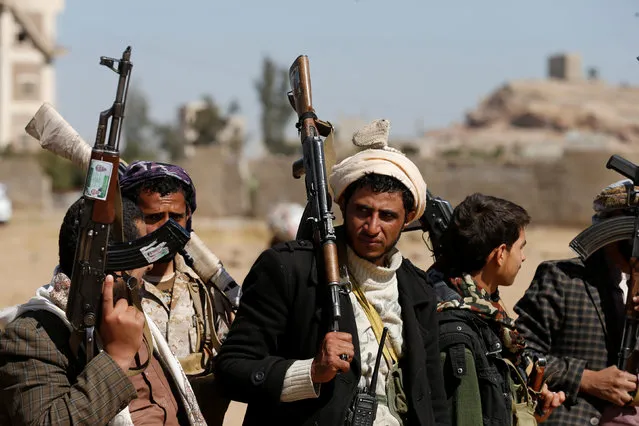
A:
350;279;398;368
186;278;223;355
336;238;411;423
336;238;398;367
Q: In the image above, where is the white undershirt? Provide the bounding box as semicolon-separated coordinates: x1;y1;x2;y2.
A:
278;246;405;426
620;272;629;303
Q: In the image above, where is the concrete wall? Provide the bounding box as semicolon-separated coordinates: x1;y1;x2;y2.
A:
176;145;250;218
548;53;582;81
5;145;639;229
247;154;307;218
175;145;639;227
0;156;51;210
412;148;639;227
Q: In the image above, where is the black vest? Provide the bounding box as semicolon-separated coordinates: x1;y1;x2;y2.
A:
438;309;515;426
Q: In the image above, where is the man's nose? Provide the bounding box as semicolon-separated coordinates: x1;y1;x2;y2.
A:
364;215;381;234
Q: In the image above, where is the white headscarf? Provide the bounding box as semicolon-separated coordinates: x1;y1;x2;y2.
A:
329;119;427;218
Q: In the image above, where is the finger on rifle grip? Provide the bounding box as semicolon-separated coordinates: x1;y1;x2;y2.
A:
102;275;115;314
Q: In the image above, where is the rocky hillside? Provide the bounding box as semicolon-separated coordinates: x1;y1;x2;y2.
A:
419;78;639;159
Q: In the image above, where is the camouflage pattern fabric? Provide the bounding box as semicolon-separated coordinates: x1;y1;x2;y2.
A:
141;255;227;374
141;274;199;361
592;179;639;223
141;255;205;360
436;274;526;362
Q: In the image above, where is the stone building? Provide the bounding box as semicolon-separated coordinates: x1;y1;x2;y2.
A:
0;0;65;151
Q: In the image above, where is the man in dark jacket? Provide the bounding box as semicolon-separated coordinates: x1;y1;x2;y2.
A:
429;193;564;426
216;119;449;425
0;197;205;425
515;179;639;425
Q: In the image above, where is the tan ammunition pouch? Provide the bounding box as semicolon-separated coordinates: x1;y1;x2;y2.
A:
505;358;538;426
182;279;222;376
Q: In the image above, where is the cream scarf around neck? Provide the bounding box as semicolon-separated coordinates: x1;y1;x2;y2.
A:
346;245;405;426
347;245;404;357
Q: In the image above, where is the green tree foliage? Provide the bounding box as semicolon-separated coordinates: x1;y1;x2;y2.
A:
155;123;185;161
191;95;227;146
122;85;155;163
227;99;241;115
255;56;297;155
37;150;85;191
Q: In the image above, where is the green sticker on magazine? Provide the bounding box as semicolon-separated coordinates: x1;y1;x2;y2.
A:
84;159;113;201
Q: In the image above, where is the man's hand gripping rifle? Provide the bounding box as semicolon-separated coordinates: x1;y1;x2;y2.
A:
570;154;639;400
65;47;190;372
288;56;345;345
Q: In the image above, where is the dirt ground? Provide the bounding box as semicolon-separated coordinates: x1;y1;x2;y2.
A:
0;208;583;425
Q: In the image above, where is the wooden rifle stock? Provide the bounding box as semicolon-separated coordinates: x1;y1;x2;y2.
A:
288;55;343;333
528;355;547;418
529;357;546;392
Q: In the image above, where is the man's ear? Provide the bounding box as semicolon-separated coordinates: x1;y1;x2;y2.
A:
403;210;418;228
494;243;507;267
485;244;506;268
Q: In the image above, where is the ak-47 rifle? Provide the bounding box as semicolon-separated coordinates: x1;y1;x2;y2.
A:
404;190;454;261
64;47;191;368
569;155;639;396
526;354;548;417
66;47;133;363
287;55;344;336
25;103;240;315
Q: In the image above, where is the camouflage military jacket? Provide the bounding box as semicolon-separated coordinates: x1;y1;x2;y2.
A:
141;254;228;374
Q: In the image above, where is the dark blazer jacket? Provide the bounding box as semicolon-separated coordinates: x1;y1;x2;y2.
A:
514;251;623;426
0;310;137;425
216;240;449;425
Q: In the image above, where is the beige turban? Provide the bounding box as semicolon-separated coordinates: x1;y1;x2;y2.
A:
329;119;427;218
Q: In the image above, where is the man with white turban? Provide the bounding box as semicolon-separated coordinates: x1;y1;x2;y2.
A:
266;202;306;247
216;119;449;425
